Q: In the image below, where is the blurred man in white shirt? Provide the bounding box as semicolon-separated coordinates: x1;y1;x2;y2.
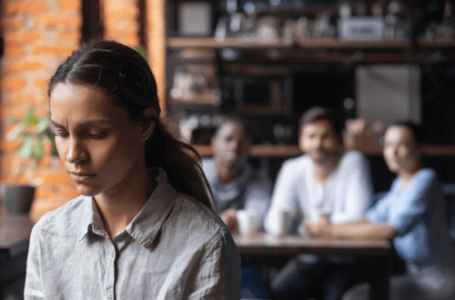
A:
265;107;373;300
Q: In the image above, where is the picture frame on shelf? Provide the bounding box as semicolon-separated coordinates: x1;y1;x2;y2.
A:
170;64;221;106
178;1;212;37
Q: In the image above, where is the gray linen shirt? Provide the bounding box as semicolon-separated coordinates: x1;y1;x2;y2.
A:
202;158;272;226
24;170;241;300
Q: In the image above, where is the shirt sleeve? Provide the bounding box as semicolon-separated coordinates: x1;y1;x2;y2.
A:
185;229;242;300
366;191;392;224
387;170;439;236
331;153;373;224
243;174;272;227
264;160;300;232
24;221;45;300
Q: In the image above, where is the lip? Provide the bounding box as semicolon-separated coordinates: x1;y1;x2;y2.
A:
69;172;96;180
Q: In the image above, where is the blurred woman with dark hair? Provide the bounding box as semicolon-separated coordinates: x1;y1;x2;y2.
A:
24;41;241;300
306;121;455;300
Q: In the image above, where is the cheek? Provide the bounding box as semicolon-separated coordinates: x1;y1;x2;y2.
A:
93;136;137;169
383;148;392;160
299;137;309;151
55;139;68;161
401;149;417;164
322;138;334;148
383;149;397;167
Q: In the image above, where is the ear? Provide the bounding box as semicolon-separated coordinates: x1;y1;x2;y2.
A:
414;144;423;159
211;135;220;156
298;131;305;152
139;108;158;142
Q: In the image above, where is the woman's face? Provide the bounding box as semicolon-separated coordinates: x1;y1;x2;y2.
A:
50;83;147;197
383;125;421;174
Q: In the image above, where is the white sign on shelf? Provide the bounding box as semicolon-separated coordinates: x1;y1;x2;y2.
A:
338;17;385;41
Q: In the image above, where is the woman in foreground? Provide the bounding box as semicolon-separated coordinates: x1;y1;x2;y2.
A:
305;121;455;300
24;41;241;300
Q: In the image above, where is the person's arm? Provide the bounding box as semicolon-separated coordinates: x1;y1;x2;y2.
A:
243;175;273;226
24;225;45;300
330;153;373;224
219;209;238;232
264;161;300;233
185;229;241;300
385;170;438;236
305;218;398;240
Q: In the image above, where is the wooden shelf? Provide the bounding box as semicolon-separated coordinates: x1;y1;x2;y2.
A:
167;37;293;48
223;106;292;116
193;145;302;157
296;38;409;49
168;37;455;50
170;97;221;106
193;145;455;157
418;38;455;48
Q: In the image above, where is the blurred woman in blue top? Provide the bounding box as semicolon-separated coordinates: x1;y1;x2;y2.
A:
305;121;455;300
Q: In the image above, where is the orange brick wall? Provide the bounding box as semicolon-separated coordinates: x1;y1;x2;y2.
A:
0;0;82;221
102;0;140;46
0;0;161;221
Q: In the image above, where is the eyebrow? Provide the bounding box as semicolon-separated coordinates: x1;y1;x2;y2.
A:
50;119;110;129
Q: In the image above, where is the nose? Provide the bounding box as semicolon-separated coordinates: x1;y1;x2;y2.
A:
314;136;323;149
391;145;399;156
226;139;240;151
66;137;88;164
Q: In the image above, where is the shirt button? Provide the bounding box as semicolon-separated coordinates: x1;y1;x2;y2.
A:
112;252;115;258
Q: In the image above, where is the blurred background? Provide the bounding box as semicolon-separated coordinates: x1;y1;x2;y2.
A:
3;1;455;299
1;0;455;225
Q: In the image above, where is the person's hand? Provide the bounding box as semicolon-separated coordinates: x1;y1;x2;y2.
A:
303;215;333;238
220;209;238;233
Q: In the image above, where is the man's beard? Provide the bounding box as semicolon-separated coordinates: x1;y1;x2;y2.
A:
309;149;335;164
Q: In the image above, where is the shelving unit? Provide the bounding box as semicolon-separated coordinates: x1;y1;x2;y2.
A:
167;37;293;48
164;1;455;157
193;145;455;157
168;37;455;49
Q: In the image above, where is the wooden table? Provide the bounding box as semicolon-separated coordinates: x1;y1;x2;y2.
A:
233;233;392;300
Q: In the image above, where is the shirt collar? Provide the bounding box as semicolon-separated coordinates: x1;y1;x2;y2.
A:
78;168;179;249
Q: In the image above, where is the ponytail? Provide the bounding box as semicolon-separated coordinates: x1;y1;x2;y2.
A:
146;120;213;209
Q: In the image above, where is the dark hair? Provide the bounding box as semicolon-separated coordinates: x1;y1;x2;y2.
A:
48;40;213;209
299;107;343;144
389;121;425;144
213;116;252;140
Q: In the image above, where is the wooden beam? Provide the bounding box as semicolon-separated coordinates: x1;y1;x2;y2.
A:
146;0;166;116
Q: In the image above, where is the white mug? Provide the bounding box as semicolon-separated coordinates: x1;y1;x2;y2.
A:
236;210;260;236
267;209;292;237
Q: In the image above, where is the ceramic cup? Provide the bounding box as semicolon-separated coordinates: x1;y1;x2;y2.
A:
236;210;260;236
267;209;292;237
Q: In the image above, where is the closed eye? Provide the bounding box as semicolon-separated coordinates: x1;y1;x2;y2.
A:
54;131;69;138
89;133;107;140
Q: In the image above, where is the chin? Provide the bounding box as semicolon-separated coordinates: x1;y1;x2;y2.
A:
311;154;329;163
74;184;102;197
385;163;399;173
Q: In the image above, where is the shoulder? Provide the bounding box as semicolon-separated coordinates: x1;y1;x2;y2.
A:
412;168;441;194
170;192;233;246
337;151;368;172
201;158;217;182
201;157;214;170
32;195;87;237
415;168;438;183
281;155;310;171
341;150;367;165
